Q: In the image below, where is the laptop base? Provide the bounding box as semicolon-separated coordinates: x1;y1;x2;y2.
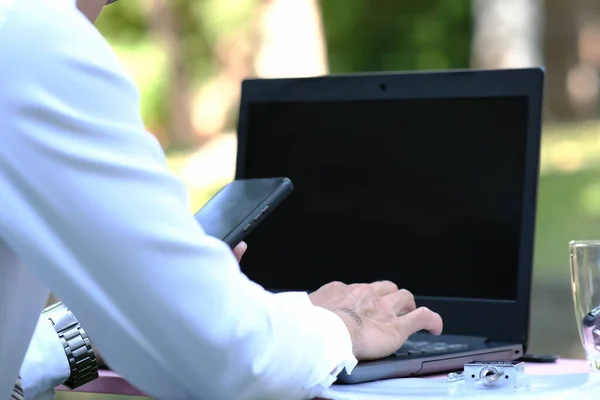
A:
336;337;523;384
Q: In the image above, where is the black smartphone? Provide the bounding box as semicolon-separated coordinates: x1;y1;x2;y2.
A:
194;177;293;248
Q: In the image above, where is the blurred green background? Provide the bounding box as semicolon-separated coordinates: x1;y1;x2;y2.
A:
57;0;600;398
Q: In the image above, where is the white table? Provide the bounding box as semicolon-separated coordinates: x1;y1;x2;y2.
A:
55;359;593;398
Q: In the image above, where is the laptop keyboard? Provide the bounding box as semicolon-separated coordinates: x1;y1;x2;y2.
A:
394;340;469;358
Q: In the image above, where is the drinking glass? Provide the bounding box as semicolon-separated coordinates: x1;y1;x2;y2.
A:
569;240;600;372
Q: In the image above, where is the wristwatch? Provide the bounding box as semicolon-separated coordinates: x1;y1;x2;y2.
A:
41;302;99;389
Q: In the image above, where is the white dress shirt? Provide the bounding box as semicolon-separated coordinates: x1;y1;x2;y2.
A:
0;1;357;400
19;317;70;400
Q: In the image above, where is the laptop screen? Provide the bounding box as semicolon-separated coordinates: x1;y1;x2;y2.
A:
237;96;529;301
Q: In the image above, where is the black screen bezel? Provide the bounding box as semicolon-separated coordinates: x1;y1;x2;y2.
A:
235;68;544;348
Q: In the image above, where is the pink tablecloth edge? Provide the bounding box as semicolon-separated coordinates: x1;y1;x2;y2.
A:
55;370;146;397
56;358;592;397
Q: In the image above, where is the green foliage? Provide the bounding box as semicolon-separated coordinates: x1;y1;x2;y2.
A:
199;0;259;45
189;0;258;85
95;0;473;142
95;0;258;144
95;0;147;44
534;168;600;276
319;0;472;73
96;1;167;135
109;41;168;132
98;0;257;83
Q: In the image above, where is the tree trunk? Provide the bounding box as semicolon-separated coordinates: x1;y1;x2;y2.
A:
191;0;329;137
543;0;580;121
563;0;600;118
471;0;544;69
253;0;328;78
147;0;197;148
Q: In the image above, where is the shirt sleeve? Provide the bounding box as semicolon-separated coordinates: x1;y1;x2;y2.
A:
19;316;70;400
0;4;356;400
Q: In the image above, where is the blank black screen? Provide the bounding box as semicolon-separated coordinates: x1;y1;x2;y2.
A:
239;97;528;300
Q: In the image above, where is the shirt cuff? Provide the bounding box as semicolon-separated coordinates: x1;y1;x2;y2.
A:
307;306;358;396
20;315;71;400
274;292;357;398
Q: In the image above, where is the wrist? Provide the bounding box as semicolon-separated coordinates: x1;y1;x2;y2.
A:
41;302;99;388
331;308;361;358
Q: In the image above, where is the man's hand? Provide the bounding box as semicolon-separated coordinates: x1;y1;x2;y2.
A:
309;281;443;361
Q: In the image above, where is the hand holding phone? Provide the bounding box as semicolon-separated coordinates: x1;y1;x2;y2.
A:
194;177;293;248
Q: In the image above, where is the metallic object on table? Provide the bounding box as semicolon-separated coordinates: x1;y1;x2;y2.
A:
447;361;526;389
570;240;600;371
582;305;600;352
582;305;600;371
447;370;464;382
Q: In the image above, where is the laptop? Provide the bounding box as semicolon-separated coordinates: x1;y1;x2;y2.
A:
234;68;544;384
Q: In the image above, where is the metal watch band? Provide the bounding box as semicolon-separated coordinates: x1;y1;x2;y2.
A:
42;302;99;389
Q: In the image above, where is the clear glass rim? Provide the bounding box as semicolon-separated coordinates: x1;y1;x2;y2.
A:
570;240;600;247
